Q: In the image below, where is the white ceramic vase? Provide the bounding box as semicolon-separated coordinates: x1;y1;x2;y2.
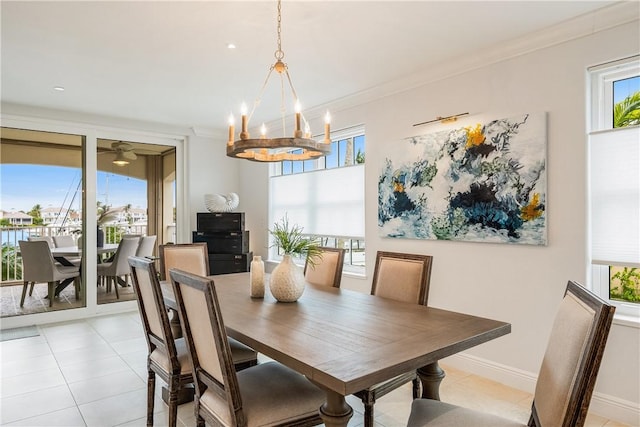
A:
250;256;265;298
269;254;305;302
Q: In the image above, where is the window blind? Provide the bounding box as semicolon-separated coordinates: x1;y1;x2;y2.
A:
270;164;365;238
590;126;640;267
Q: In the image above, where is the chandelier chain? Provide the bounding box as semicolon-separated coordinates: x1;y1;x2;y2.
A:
275;0;284;61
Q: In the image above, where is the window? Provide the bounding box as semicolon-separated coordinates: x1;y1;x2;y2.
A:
588;56;640;317
270;126;365;272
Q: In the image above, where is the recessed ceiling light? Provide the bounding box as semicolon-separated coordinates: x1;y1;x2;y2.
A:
227;43;236;49
53;86;65;91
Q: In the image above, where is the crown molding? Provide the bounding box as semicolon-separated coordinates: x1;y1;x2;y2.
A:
310;1;640;117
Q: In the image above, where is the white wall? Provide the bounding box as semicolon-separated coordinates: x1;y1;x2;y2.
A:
235;19;640;424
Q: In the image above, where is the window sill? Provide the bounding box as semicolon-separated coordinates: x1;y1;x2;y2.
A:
612;313;640;329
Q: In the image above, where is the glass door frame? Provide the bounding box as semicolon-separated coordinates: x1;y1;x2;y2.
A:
1;113;188;329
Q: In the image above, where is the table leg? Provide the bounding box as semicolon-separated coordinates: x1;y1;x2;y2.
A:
318;390;353;427
54;277;75;297
417;361;446;400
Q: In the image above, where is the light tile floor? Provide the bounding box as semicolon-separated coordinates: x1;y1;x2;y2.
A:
0;312;631;427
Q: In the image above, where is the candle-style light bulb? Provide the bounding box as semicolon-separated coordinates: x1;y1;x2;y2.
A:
260;123;267;139
324;111;331;143
228;113;235;144
304;122;311;138
294;100;302;138
240;102;249;140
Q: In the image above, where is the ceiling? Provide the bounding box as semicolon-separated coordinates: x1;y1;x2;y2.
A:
0;1;620;135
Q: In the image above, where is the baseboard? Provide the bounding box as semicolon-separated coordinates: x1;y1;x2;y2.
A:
589;392;640;426
442;353;639;426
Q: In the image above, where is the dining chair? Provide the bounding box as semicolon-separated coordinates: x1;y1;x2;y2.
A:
169;268;326;427
303;247;345;288
102;234;142;263
96;237;139;299
136;235;157;258
51;234;82;266
128;256;193;427
28;235;55;248
407;280;615;427
159;243;209;281
18;240;80;307
52;235;75;247
159;242;258;370
354;251;433;427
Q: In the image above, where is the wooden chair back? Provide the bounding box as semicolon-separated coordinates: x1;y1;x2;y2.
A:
531;280;615;427
129;256;177;366
169;268;242;425
159;243;209;281
304;247;346;288
371;251;433;305
406;280;615;427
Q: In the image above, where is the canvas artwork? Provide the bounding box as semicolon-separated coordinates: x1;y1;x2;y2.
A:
379;112;547;245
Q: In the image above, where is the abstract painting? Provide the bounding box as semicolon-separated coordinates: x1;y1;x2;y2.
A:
379;112;547;245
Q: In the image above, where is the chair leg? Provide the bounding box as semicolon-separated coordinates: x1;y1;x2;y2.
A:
146;369;155;427
168;377;180;427
412;377;421;399
48;281;55;307
114;277;120;299
196;415;205;427
28;281;35;296
74;277;81;300
20;281;29;307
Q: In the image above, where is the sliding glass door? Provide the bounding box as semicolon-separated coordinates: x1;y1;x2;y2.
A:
1;126;180;321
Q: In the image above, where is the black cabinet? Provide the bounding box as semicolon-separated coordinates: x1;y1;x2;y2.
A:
197;212;245;232
193;212;251;275
208;253;253;275
192;231;249;254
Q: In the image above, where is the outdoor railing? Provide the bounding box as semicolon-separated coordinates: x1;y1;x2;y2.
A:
0;224;147;285
272;234;365;273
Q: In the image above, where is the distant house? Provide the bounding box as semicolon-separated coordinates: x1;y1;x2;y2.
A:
41;207;64;225
0;210;33;225
40;207;79;225
110;206;148;224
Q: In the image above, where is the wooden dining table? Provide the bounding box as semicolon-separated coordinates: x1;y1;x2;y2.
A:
162;272;511;427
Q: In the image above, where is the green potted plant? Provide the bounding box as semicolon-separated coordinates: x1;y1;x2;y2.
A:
269;215;321;302
96;205;120;247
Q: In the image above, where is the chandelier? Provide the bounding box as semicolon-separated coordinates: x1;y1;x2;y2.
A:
226;0;332;162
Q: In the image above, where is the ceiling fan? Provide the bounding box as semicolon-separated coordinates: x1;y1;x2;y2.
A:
108;141;137;166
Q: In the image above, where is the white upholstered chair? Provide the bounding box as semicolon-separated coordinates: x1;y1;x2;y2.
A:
52;235;75;247
28;235;55;248
135;235;157;258
18;240;80;307
303;246;345;288
96;237;139;299
407;280;615;427
169;268;325;427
